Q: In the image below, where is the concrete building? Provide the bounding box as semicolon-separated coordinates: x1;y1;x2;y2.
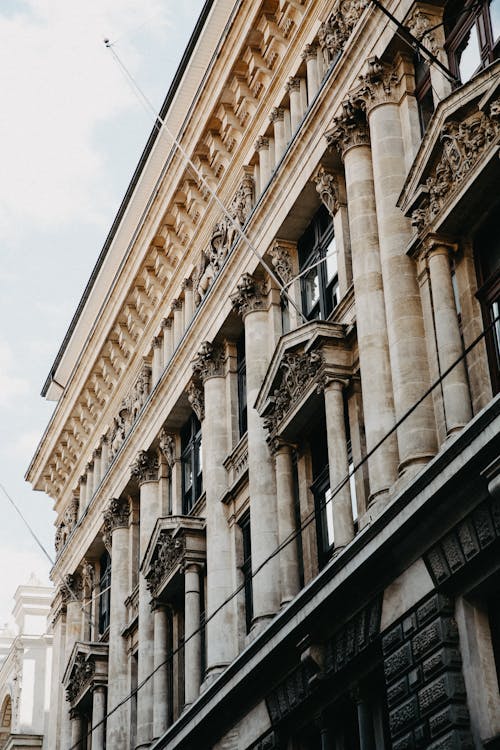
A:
0;579;53;750
26;0;500;748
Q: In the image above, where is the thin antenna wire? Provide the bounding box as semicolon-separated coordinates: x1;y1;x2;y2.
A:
104;40;309;325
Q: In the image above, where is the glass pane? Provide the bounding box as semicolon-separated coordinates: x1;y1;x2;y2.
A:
492;300;500;365
324;487;335;548
491;0;500;41
325;236;338;282
349;462;358;523
183;459;193;490
458;24;481;81
197;437;203;473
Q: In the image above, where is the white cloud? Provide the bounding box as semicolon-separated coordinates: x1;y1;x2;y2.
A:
0;546;51;628
0;0;171;239
0;340;29;406
7;428;42;460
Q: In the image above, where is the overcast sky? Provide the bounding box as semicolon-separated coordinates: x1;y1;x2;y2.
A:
0;0;204;626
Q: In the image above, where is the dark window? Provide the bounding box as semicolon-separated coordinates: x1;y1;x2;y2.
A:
237;335;247;438
98;551;111;635
475;211;500;394
414;52;435;134
310;413;334;567
239;511;253;633
445;0;500;83
181;414;203;514
298;204;339;320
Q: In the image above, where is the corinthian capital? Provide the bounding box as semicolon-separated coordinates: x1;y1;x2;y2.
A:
186;379;205;421
103;497;130;536
356;56;399;113
230;273;267;318
192;341;225;382
131;450;159;485
326;102;369;159
313;166;339;216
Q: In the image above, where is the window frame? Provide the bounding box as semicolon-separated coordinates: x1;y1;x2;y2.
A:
236;335;247;438
298;205;339;321
445;0;500;83
98;551;111;636
239;510;253;634
181;413;203;514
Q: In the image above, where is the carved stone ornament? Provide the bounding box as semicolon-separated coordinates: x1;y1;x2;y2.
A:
192;340;225;382
411;99;500;234
194;174;255;305
318;0;369;67
301;42;318;62
131;450;159;485
61;573;83;604
255;135;269;151
406;8;439;55
354;56;399;112
102;497;130;549
326;102;370;158
269;243;294;285
285;76;301;93
66;653;95;704
230;273;267;318
146;530;186;594
264;350;324;435
313;167;339;216
81;560;94;594
109;365;151;462
158;427;176;469
187;379;205;421
270;106;285;123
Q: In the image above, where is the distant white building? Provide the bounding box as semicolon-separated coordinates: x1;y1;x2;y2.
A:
0;578;53;750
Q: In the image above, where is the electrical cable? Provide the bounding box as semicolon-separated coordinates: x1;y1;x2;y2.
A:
64;313;499;750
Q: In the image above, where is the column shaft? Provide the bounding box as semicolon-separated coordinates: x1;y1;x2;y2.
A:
61;599;82;749
153;605;169;738
245;310;280;626
324;381;354;549
173;304;184;347
343;143;398;500
71;714;83;749
92;687;106;750
184;565;201;705
288;81;303;132
203;375;237;674
162;321;173;366
106;525;130;748
428;247;472;433
369;101;436;472
273;445;300;605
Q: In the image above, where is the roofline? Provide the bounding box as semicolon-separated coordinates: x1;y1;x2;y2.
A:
41;0;216;397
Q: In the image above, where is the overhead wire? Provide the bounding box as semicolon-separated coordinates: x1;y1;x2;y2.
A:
64;314;500;750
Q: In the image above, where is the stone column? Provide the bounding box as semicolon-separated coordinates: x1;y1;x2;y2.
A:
61;575;83;750
47;597;66;750
152;336;163;385
70;711;83;749
92;686;106;750
270;440;300;606
327;110;398;504
302;43;320;103
152;603;169;738
78;475;87;517
270;107;286;162
356;694;376;750
425;238;472;434
359;58;436;474
93;447;102;489
255;136;271;193
184;563;202;706
286;77;303;132
232;274;280;629
182;279;194;328
192;342;237;677
131;450;160;749
162;318;173;367
86;462;94;502
102;497;130;750
323;378;355;550
100;436;109;478
172;299;184;347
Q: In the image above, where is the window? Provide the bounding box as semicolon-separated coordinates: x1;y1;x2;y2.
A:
181;414;203;514
445;0;500;83
98;551;111;635
414;52;435;134
299;204;339;320
236;335;247;438
239;511;253;633
475;211;500;394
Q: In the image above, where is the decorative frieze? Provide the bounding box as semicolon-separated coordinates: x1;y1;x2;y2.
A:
192;341;226;382
410;100;500;234
66;653;95;704
313;166;339;216
187;379;205;421
263;350;324;435
318;0;369;66
405;7;439;54
325;596;382;674
158;427;176;469
146;529;186;595
109;365;152;462
230;273;268;318
130;450;159;485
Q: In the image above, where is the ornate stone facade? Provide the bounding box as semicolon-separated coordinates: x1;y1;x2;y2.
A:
145;530;186;596
130;450;159;485
230;273;267;318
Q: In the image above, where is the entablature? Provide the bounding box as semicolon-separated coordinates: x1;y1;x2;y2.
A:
63;641;108;711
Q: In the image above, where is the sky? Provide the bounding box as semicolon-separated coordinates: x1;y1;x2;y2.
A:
0;0;205;627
